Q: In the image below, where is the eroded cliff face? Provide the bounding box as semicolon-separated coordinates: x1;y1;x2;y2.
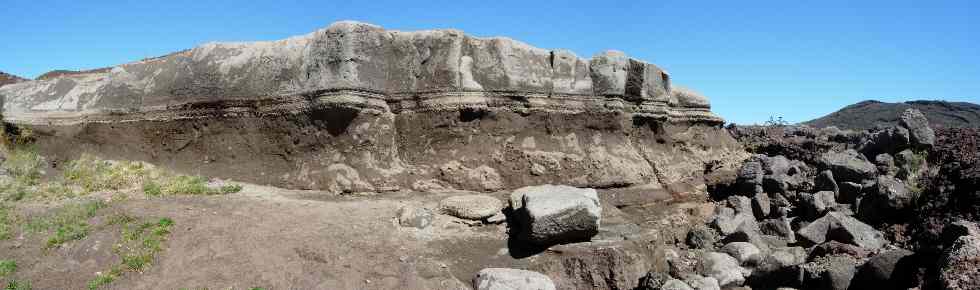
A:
0;21;742;193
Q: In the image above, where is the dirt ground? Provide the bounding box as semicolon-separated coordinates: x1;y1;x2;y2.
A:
1;182;710;290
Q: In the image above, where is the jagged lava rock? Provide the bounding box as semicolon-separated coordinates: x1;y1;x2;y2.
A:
797;212;885;250
510;185;601;245
818;150;878;183
0;21;741;193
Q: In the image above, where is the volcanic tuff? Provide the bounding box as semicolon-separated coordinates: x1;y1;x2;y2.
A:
0;21;742;193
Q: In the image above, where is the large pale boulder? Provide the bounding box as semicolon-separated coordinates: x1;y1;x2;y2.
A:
510;185;601;245
474;268;556;290
899;108;935;148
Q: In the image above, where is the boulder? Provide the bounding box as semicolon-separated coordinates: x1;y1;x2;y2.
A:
857;176;914;223
760;218;796;243
814;170;839;195
819;150;877;183
752;191;772;219
699;252;746;288
737;160;765;194
396;206;434;229
687;226;719;250
851;249;917;290
721;242;762;265
725;220;770;252
474;268;556;290
636;271;670;290
510;185;601;245
683;275;720;290
763;155;792;176
859;126;910;156
838;181;863;204
799;191;836;220
899;108;936;148
711;207;753;236
942;220;980;247
809;241;868;259
797;212;885;250
661;279;695;290
874;153;896;176
769;246;807;268
727;195;753;214
800;255;858;290
439;195;503;220
939;234;980;290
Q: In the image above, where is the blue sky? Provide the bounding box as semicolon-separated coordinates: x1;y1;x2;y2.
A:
1;0;977;124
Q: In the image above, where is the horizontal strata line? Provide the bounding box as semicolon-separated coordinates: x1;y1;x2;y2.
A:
5;90;721;126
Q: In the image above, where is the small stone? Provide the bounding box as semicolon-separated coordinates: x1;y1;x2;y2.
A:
397;206;434;229
440;195;503;220
473;268;556;290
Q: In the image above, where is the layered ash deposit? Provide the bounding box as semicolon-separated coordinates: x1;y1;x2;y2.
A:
0;21;741;193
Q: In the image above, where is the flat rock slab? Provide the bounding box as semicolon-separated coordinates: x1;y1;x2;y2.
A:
797;212;886;251
511;185;601;245
439;195;503;220
474;268;556;290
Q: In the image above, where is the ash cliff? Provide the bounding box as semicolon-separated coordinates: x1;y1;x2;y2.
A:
0;21;742;193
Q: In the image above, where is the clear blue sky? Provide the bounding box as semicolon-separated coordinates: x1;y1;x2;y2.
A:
2;0;977;124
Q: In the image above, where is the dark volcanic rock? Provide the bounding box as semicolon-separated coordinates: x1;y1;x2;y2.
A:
814;170;839;195
938;234;980;290
797;212;885;250
818;150;877;183
857;176;914;223
850;249;917;290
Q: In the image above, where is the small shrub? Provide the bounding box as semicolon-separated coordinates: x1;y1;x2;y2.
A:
143;175;238;196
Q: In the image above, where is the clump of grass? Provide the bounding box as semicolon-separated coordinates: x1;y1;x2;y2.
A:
0;204;19;241
63;154;149;194
87;268;119;290
4;280;31;290
0;260;15;277
143;176;241;196
24;200;107;249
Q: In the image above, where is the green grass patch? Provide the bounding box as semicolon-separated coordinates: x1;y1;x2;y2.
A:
63;154;149;194
4;280;31;290
143;175;240;196
24;200;107;249
2;147;43;187
0;260;15;277
89;217;174;289
0;204;16;240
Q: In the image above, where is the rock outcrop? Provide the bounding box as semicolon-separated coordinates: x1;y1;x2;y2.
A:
0;21;741;193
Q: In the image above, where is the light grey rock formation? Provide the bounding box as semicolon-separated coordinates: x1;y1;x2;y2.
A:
721;242;762;265
510;185;601;245
438;195;503;220
899;108;935;148
0;21;741;193
661;279;695;290
473;268;556;290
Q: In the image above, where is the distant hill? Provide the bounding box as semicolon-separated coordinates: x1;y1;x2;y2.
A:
36;67;113;80
0;71;27;88
803;100;980;130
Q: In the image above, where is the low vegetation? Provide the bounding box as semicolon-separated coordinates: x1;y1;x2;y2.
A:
24;200;107;249
88;216;174;290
